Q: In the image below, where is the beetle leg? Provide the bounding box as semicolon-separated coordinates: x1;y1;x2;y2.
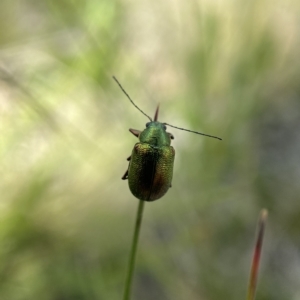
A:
122;169;129;180
169;183;172;188
129;128;141;138
127;155;131;161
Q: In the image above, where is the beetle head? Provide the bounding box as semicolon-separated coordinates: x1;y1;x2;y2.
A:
139;105;174;146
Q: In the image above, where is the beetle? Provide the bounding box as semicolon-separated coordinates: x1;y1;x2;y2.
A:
113;76;221;201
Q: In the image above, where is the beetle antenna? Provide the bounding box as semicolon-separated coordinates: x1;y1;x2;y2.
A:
164;123;222;140
113;76;152;121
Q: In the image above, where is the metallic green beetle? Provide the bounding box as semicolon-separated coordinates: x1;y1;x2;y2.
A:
123;106;175;201
113;76;222;201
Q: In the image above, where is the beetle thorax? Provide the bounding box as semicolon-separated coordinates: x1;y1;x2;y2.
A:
139;122;171;147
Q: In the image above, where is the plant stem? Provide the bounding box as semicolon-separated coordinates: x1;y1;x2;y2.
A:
246;209;268;300
123;200;145;300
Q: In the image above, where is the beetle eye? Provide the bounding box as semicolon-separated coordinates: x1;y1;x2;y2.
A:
146;122;151;127
163;125;167;130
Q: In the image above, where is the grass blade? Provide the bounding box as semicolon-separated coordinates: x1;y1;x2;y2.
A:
246;209;268;300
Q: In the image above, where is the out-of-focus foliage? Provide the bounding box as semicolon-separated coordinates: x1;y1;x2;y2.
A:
0;0;300;299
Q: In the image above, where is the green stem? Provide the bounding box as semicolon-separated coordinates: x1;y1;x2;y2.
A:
123;200;145;300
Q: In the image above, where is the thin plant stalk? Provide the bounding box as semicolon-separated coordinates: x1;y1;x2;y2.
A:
123;200;145;300
246;209;268;300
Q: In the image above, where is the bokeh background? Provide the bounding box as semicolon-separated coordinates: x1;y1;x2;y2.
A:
1;0;300;299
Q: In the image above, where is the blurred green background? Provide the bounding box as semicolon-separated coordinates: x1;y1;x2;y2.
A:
0;0;300;299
